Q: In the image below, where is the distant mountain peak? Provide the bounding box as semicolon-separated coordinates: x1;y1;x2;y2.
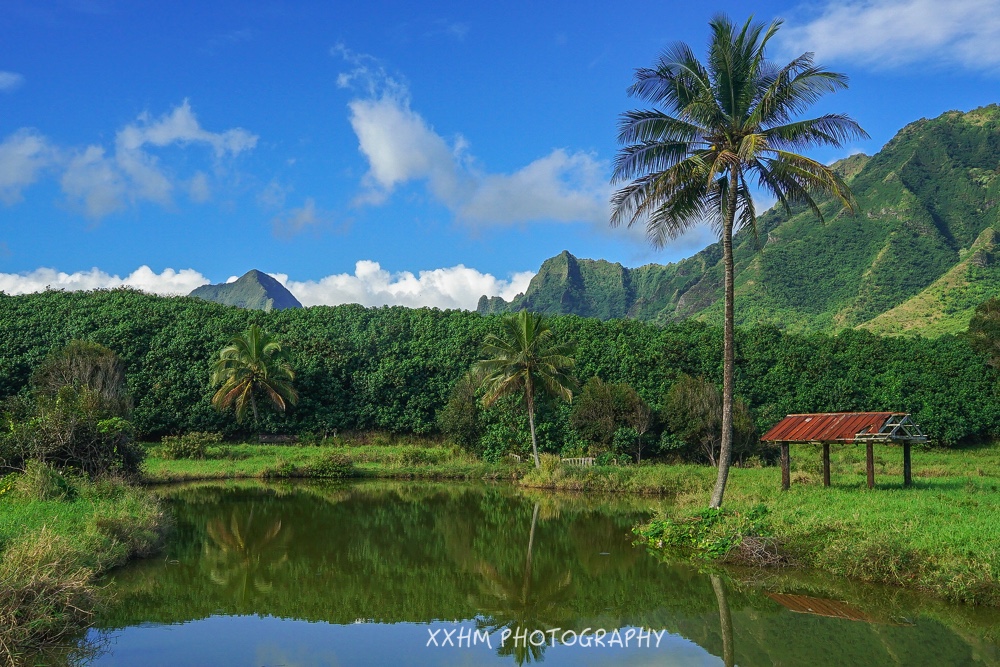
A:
189;269;302;311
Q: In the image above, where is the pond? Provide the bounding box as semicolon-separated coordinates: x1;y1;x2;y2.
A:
65;481;1000;665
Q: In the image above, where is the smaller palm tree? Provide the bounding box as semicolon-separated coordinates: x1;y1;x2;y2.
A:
210;324;298;428
474;311;577;468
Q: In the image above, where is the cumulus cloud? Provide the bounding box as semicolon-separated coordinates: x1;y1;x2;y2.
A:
60;145;127;217
0;129;56;204
61;99;257;217
0;100;257;218
780;0;1000;70
0;71;24;92
0;266;210;296
337;47;610;226
273;262;534;310
116;100;257;158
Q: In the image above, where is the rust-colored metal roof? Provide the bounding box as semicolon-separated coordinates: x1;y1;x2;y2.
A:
761;412;902;443
767;593;878;623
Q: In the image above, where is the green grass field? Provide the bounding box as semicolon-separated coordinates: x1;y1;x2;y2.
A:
142;440;522;483
624;442;1000;606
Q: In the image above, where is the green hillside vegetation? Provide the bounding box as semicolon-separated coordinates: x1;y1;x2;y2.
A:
189;269;302;311
1;288;999;448
480;106;1000;336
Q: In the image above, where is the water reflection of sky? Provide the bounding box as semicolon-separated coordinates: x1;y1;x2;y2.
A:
89;617;719;667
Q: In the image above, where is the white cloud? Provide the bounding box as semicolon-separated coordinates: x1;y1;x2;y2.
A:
338;48;610;227
58;99;258;218
275;262;534;310
117;100;257;157
780;0;1000;70
459;149;610;224
0;266;210;296
0;100;257;218
0;71;24;92
348;95;464;202
0;129;56;204
0;262;534;310
60;145;127;217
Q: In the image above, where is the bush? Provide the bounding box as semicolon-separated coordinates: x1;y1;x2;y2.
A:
303;453;355;478
1;389;144;478
262;452;356;479
539;453;561;473
159;432;222;460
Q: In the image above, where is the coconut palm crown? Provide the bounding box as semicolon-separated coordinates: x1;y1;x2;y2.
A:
611;14;868;507
474;311;577;468
210;324;298;427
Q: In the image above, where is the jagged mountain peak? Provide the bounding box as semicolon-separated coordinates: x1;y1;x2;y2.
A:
479;106;1000;337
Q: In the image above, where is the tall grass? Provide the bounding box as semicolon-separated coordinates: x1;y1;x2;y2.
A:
0;465;166;664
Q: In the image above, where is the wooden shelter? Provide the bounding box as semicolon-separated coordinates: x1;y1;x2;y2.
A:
761;412;927;490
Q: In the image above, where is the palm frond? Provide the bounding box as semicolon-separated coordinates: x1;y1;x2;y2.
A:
209;324;298;425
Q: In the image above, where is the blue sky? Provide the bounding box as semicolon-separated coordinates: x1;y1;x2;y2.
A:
1;0;999;308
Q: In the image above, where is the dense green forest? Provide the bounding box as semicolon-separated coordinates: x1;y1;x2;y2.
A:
1;288;997;452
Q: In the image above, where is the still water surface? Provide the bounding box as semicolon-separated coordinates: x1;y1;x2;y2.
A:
72;480;1000;666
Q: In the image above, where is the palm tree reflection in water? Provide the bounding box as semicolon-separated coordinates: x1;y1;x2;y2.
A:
202;506;291;604
711;574;735;667
474;502;574;665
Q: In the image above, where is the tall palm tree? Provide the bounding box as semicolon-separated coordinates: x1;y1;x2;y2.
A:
474;311;577;468
611;15;867;507
210;324;298;428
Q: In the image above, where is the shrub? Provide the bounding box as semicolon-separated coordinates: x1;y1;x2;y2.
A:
1;388;144;478
303;453;355;478
539;453;561;473
262;453;356;479
159;432;222;460
438;372;482;453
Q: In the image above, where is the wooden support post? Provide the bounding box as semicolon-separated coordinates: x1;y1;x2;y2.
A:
823;443;831;487
903;442;912;487
781;443;790;491
866;442;875;489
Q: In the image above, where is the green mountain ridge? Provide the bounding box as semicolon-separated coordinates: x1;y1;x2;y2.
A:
189;269;302;311
479;105;1000;336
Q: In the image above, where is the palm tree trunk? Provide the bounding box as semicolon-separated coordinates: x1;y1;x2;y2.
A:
528;395;542;468
710;176;738;509
251;391;259;431
524;372;542;468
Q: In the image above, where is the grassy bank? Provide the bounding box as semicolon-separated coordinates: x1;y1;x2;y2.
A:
142;439;521;483
0;466;166;664
628;442;1000;606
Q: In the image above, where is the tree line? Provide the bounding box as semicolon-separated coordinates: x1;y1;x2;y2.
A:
1;289;998;458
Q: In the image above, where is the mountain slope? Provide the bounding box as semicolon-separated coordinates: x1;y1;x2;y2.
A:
480;105;1000;335
189;269;302;311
